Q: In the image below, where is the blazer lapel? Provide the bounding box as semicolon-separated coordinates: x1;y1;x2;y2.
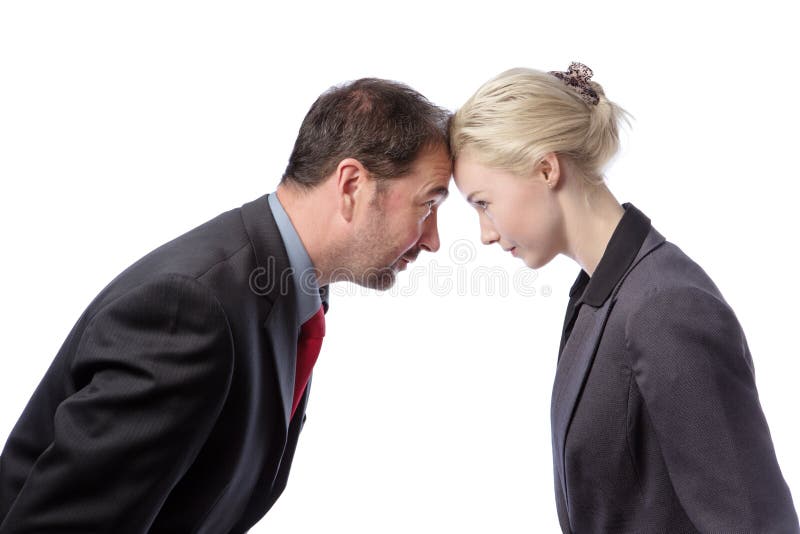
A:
240;194;300;430
263;298;297;428
550;225;667;521
551;296;616;516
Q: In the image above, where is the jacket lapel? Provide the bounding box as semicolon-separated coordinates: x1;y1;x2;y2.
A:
551;296;616;517
550;226;667;523
240;194;299;430
263;298;297;428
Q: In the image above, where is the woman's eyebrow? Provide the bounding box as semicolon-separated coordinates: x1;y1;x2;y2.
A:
466;191;483;203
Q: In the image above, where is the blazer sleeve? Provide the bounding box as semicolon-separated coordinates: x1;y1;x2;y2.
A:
625;285;798;533
0;274;235;533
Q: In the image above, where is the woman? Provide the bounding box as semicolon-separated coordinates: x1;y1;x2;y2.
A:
449;63;798;533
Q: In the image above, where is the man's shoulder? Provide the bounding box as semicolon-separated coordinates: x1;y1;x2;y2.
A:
143;206;252;277
88;206;257;314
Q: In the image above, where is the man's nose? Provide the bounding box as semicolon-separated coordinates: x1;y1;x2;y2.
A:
418;210;441;253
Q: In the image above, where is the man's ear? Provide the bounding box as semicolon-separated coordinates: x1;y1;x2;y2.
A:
335;158;370;222
535;152;561;190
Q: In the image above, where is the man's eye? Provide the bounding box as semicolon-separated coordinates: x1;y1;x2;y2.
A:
425;200;436;209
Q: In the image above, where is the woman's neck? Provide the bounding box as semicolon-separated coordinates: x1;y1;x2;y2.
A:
561;182;625;277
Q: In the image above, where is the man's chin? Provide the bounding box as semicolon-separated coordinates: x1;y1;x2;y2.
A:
353;267;397;291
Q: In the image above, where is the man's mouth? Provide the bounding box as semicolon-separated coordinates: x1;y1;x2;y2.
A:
395;253;417;271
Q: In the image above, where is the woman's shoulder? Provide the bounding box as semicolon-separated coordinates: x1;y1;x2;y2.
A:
613;233;729;317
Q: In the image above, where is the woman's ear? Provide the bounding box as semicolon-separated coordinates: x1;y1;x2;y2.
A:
536;152;561;190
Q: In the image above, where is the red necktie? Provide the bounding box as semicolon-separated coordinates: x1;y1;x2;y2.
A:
291;305;325;418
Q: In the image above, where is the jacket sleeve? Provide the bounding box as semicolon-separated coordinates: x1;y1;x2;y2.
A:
0;274;235;533
625;285;798;533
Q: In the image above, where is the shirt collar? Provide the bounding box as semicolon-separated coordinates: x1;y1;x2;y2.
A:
268;192;323;324
569;203;651;307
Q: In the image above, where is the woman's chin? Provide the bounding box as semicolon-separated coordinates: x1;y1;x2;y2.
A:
521;251;554;270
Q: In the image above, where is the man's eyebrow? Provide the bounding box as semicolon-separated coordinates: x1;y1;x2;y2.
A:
428;186;450;199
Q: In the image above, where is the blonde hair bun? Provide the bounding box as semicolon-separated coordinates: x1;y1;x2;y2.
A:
450;64;630;184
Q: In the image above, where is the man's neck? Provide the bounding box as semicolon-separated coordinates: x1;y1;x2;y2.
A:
275;183;335;286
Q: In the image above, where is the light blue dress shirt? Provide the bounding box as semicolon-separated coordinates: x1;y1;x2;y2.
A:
268;192;323;326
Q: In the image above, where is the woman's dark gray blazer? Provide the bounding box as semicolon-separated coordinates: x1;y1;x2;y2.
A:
552;204;798;533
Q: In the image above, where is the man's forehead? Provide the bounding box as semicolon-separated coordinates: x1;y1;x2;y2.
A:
417;157;452;184
381;172;449;201
417;143;451;166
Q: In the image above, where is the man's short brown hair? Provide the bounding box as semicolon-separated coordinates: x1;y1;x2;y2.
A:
282;78;450;188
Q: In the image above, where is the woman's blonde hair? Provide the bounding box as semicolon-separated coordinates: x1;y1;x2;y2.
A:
449;66;630;185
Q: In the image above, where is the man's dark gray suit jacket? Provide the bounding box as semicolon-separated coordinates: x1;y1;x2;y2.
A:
0;194;325;532
552;205;798;533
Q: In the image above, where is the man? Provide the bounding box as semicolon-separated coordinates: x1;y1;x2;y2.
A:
0;78;452;532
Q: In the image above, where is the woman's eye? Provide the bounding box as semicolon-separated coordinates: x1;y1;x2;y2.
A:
474;200;488;210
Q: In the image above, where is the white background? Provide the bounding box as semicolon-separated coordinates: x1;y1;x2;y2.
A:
1;1;798;532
